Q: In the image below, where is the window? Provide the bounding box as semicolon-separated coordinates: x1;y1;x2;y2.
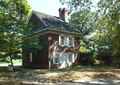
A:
53;52;74;64
59;35;74;47
30;52;32;62
68;53;74;63
53;52;60;64
59;35;65;46
68;37;74;47
60;52;67;63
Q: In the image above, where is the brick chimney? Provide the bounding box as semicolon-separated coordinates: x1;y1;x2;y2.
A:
58;8;67;22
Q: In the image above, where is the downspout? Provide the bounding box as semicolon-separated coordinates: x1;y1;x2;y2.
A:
49;60;51;70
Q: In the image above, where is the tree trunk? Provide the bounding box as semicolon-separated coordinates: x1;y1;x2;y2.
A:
10;55;13;66
9;37;13;66
8;55;14;71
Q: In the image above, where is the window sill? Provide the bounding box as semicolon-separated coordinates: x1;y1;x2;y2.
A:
59;45;65;47
68;46;74;47
59;45;74;48
53;63;60;65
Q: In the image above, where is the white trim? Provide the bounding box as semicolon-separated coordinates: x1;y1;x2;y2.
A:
68;53;74;63
34;28;80;37
30;52;32;62
59;35;75;47
65;36;68;46
67;36;74;47
59;35;65;46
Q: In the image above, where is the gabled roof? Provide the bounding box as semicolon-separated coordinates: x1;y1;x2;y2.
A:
32;10;78;33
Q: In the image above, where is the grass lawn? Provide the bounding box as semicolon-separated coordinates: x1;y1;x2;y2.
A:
0;65;120;84
0;59;22;66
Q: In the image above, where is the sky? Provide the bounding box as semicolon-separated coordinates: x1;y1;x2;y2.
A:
27;0;99;17
27;0;67;17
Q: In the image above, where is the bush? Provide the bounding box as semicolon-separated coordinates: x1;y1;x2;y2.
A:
97;51;112;66
79;52;95;65
112;56;120;67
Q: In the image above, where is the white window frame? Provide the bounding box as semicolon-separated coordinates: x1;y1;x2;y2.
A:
59;35;65;46
59;35;75;47
68;53;74;63
53;52;60;64
67;36;74;47
30;52;32;62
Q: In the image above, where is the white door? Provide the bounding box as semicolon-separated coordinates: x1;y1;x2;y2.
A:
59;53;68;69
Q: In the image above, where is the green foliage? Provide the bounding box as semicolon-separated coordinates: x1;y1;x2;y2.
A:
60;0;99;65
80;40;89;53
60;0;120;67
0;0;31;65
112;57;120;67
60;0;92;13
70;10;98;38
22;35;41;52
97;0;120;55
97;52;112;66
79;52;95;65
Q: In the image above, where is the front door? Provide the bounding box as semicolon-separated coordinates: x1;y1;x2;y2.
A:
59;53;68;69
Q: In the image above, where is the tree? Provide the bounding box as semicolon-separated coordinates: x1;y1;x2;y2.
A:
60;0;120;66
60;0;92;13
60;0;99;65
70;9;98;39
0;0;31;66
97;0;120;55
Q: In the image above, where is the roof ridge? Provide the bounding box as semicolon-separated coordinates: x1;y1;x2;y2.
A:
31;10;78;33
32;10;56;19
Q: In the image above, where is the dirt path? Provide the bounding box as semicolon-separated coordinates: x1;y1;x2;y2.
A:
0;66;120;85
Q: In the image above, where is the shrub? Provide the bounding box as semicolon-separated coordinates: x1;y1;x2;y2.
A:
79;52;95;65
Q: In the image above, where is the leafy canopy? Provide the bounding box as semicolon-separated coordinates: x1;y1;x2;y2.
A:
0;0;31;65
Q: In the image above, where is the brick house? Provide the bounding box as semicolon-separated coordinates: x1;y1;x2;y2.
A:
22;8;80;69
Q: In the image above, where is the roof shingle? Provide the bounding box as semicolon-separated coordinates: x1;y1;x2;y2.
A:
32;10;78;33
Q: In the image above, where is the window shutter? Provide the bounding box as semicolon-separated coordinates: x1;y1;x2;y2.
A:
72;37;75;47
65;36;68;46
72;53;74;63
59;36;61;46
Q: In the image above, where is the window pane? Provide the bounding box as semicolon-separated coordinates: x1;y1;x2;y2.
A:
55;57;59;63
68;37;74;47
53;53;60;64
60;36;65;46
